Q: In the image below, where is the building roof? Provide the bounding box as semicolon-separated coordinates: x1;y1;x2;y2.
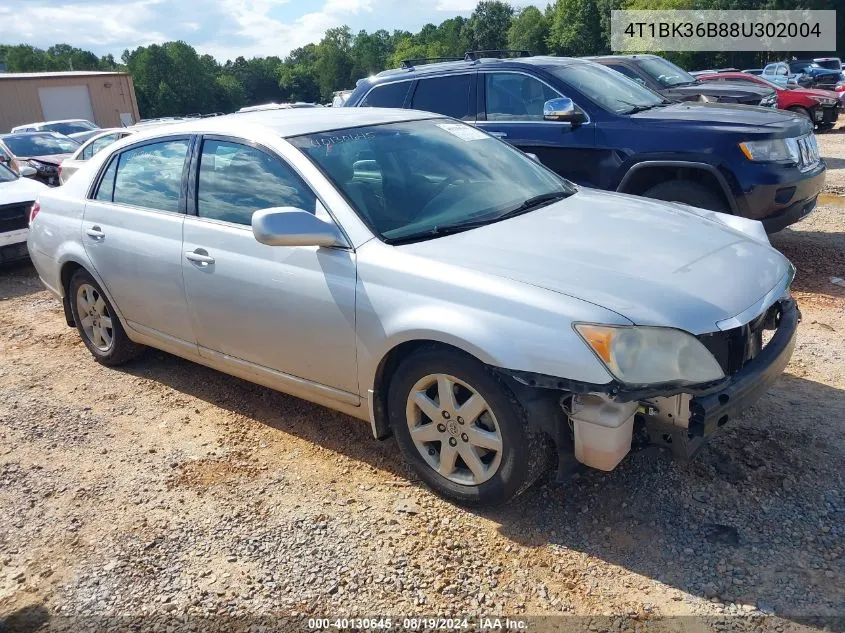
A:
0;71;128;80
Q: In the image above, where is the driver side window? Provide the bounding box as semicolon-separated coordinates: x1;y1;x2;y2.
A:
485;73;561;121
197;139;316;226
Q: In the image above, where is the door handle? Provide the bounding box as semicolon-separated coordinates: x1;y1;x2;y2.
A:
488;131;507;138
86;226;105;240
185;249;215;265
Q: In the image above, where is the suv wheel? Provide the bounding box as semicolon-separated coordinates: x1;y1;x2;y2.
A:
388;347;551;506
643;180;727;212
68;269;142;366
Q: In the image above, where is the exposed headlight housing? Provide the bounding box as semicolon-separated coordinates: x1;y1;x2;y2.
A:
760;94;778;107
574;324;725;386
739;138;800;163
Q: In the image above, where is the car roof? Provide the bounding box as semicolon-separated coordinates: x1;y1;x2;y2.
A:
0;131;69;139
369;55;588;83
126;107;438;140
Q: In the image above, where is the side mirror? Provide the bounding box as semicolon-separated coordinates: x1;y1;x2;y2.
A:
20;165;37;178
252;207;347;248
543;97;586;125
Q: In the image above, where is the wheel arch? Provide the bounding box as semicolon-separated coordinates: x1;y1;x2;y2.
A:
57;256;128;331
616;161;738;213
368;338;496;440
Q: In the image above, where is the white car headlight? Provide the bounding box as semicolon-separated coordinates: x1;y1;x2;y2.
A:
574;324;725;386
739;138;800;163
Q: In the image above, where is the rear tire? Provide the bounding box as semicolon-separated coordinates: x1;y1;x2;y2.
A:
68;269;142;366
643;180;728;212
388;346;551;506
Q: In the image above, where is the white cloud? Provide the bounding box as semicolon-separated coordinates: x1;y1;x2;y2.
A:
0;0;545;63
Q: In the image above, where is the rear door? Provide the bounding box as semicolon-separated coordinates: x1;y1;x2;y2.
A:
82;136;196;352
475;70;599;186
181;136;358;393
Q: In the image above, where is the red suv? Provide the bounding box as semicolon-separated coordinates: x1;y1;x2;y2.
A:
697;71;840;130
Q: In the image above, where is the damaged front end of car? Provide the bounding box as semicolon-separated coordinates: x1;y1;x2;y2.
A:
498;294;800;481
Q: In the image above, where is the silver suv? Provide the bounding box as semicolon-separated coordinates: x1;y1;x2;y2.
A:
27;108;799;506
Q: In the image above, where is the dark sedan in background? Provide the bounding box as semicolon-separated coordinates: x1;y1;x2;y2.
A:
590;54;778;108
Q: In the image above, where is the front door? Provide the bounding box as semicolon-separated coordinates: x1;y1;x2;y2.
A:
82;136;196;350
475;71;600;187
181;137;359;394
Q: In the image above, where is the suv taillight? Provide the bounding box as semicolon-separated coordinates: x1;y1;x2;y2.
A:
29;200;41;225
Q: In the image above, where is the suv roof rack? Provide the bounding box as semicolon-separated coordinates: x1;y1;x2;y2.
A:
464;49;531;61
399;57;463;69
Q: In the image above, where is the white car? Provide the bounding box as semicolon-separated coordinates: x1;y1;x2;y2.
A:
27;109;799;505
11;119;100;142
0;163;47;263
59;128;136;184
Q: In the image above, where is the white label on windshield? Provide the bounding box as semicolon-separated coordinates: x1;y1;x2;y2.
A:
436;123;488;141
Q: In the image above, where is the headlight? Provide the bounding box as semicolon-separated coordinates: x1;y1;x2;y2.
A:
814;97;837;106
574;324;725;386
739;138;800;162
760;95;777;107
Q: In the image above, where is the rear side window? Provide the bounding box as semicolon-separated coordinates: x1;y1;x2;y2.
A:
196;139;316;226
99;139;190;212
411;75;473;120
94;158;117;201
360;81;411;108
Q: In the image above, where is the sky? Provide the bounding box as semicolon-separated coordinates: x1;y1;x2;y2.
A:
0;0;545;62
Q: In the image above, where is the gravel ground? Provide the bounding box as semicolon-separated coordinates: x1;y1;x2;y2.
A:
818;114;845;193
1;188;844;631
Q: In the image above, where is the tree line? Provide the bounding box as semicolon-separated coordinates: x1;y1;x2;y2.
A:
1;0;842;119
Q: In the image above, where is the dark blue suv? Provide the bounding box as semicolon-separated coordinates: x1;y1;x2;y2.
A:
345;54;825;233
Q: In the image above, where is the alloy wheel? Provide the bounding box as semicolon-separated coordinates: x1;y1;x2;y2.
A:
405;373;503;485
76;283;114;352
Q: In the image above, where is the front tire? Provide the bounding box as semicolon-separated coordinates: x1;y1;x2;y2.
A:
388;347;551;506
643;180;727;212
68;269;141;366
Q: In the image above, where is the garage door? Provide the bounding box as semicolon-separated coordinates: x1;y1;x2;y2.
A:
38;85;95;123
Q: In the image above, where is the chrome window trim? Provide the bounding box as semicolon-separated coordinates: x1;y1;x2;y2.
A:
477;69;592;126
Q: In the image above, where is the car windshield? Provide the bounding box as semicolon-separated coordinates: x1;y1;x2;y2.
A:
635;57;697;87
547;63;666;114
1;133;80;157
0;163;17;183
290;118;575;244
41;121;97;135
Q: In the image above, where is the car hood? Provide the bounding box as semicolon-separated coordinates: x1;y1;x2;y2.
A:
796;87;841;99
397;189;791;335
630;102;811;136
666;81;772;99
17;154;71;166
0;176;48;204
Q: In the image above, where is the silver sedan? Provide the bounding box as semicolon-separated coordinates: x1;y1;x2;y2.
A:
27;108;798;505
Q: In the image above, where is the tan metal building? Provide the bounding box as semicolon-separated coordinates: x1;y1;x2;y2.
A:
0;71;140;133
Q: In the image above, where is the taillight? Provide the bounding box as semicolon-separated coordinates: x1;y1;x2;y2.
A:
29;200;41;225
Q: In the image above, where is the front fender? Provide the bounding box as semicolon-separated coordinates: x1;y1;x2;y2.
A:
354;256;624;397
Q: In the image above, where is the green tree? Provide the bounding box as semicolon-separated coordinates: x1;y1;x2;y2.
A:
467;1;514;51
547;0;603;56
314;26;354;99
214;73;246;112
507;6;549;55
350;29;393;78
